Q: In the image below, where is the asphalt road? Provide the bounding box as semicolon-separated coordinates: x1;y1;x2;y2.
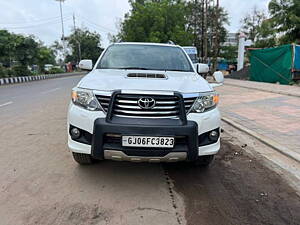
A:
0;75;299;225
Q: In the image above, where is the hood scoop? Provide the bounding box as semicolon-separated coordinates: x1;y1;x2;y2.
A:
127;73;167;79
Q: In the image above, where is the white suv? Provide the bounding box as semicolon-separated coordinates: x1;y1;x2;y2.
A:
68;42;223;166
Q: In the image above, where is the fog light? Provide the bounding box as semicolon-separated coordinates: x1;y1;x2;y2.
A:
70;128;81;139
208;130;219;141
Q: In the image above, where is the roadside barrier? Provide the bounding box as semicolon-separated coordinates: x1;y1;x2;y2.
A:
0;72;86;86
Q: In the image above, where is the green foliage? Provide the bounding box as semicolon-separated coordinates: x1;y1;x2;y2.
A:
66;28;103;64
49;67;64;74
220;46;238;63
36;47;56;73
187;0;229;58
0;66;10;78
12;65;32;77
115;0;194;45
268;0;300;44
14;35;39;66
0;29;56;76
242;0;300;48
0;65;32;78
0;30;13;67
240;8;267;42
114;0;229;68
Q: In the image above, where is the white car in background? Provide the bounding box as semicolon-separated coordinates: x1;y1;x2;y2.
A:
68;42;223;166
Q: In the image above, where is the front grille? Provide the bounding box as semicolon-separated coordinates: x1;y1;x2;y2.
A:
114;94;180;118
96;94;111;112
95;93;197;118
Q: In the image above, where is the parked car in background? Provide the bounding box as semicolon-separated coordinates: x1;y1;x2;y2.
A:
44;64;54;73
183;46;199;64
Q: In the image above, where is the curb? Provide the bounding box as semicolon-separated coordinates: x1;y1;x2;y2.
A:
222;117;300;163
0;72;86;86
224;81;300;98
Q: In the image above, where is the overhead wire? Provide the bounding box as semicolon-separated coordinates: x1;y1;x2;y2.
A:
1;16;72;30
0;13;73;25
75;13;116;33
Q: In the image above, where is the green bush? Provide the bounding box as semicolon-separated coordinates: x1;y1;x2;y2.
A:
48;67;65;74
0;66;16;78
12;66;32;77
0;66;6;78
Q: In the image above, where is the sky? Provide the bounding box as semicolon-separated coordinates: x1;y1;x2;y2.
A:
0;0;270;48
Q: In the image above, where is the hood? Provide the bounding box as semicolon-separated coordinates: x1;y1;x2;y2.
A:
78;69;213;93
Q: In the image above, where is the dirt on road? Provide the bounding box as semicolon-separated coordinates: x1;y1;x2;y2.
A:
165;140;300;225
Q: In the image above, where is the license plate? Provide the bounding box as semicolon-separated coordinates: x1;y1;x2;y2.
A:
122;136;175;148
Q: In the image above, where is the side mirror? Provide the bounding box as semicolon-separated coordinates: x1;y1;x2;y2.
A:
213;71;224;83
209;71;224;88
79;59;93;71
195;63;209;74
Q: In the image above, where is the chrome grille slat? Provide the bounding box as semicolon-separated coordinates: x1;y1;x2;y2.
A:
116;99;177;105
115;105;178;110
184;100;195;103
95;93;197;118
114;109;179;115
113;94;180;117
96;95;110;111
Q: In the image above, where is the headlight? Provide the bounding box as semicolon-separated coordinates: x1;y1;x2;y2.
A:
71;87;101;111
190;92;219;113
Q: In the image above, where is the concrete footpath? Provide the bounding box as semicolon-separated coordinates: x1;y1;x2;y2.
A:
224;78;300;97
216;79;300;162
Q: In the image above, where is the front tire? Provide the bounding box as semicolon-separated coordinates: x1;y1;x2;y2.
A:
72;152;93;165
192;155;214;167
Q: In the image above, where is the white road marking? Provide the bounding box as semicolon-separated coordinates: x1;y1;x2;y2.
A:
41;88;61;94
0;101;13;108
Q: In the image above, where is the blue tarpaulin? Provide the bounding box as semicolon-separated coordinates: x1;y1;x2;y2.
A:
294;45;300;70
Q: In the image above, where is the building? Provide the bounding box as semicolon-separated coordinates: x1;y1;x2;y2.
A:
223;33;238;46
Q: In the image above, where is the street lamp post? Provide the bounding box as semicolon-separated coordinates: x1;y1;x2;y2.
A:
55;0;66;60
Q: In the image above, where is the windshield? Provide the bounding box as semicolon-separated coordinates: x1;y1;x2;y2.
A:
97;44;194;72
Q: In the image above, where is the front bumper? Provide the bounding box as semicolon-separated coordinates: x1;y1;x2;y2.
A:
68;100;221;161
91;118;199;161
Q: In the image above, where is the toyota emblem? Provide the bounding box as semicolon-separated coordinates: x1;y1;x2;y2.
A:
137;97;156;109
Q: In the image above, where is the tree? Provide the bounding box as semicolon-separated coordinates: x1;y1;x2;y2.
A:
240;0;300;48
240;7;267;42
268;0;300;44
219;45;237;63
0;30;13;67
254;19;277;48
66;28;103;64
0;31;36;67
115;0;194;46
185;0;229;65
14;35;39;67
0;29;56;76
36;46;56;72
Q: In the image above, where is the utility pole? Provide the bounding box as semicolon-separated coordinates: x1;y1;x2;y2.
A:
56;0;66;60
201;0;204;61
212;0;220;72
194;0;199;60
203;0;208;63
73;13;76;30
73;13;81;63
